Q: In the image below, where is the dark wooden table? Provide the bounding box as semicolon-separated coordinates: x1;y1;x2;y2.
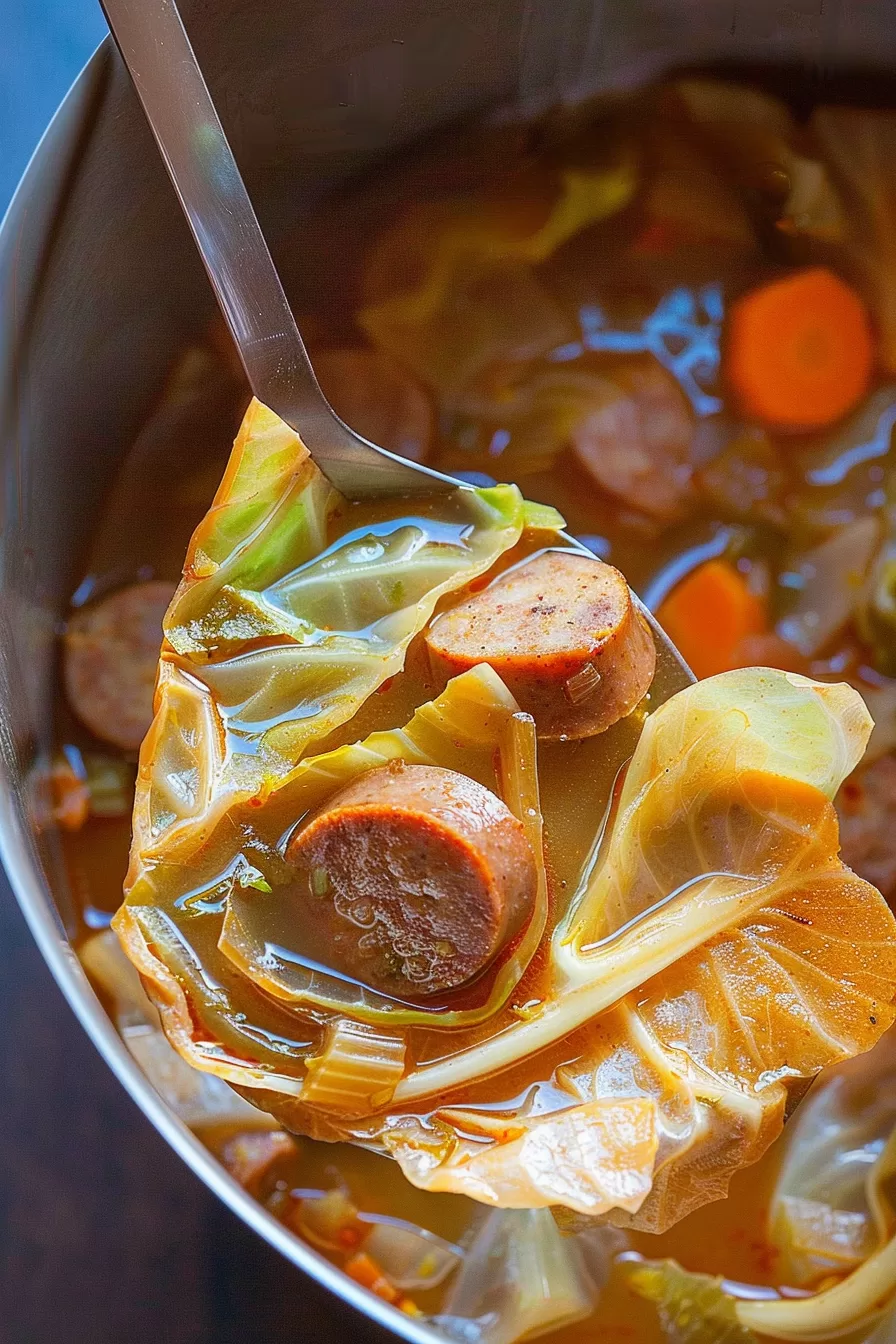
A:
0;872;390;1344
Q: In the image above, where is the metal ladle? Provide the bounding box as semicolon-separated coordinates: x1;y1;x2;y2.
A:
98;0;454;500
98;0;692;685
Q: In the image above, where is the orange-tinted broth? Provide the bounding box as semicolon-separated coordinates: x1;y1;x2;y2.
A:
60;71;896;1340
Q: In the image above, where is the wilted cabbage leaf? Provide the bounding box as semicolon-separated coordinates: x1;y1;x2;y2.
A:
740;1134;896;1341
217;666;548;1030
771;1034;896;1285
80;929;274;1132
625;1053;896;1344
434;1208;606;1344
812;107;896;373
728;1032;896;1340
117;664;549;1094
359;160;636;405
778;517;880;659
383;670;896;1231
856;466;896;679
116;388;896;1235
675;79;845;242
127;398;545;874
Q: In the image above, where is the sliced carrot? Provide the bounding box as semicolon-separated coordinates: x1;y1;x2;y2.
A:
49;756;89;832
657;559;766;679
726;267;874;430
343;1251;422;1314
344;1252;403;1306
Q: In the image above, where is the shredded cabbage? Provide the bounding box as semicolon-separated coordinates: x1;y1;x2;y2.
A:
359;160;636;406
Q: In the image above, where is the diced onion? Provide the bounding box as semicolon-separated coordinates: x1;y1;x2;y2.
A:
301;1020;406;1114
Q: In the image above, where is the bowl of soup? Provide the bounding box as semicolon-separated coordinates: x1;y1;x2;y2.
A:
6;4;896;1342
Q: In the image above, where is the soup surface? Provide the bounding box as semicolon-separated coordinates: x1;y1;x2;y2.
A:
46;72;896;1344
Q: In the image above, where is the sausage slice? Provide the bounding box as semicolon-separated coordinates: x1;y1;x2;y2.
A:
313;347;433;462
63;580;175;751
570;357;694;521
286;762;536;999
425;551;656;740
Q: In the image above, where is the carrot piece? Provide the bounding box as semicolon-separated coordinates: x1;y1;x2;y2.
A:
657;559;766;680
344;1252;419;1312
726;267;874;430
344;1251;402;1303
48;756;89;832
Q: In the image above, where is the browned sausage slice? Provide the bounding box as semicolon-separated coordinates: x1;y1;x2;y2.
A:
570;357;694;520
313;347;433;462
63;580;175;751
425;550;656;740
286;762;536;999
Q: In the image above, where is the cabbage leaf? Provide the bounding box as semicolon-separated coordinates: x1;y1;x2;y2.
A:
80;930;273;1131
117;666;550;1094
770;1035;896;1285
359;160;636;404
384;670;896;1231
734;1034;896;1339
675;79;845;242
433;1208;602;1344
128;398;548;874
812;107;896;374
621;1037;896;1343
739;1137;896;1340
217;666;549;1029
119;400;896;1233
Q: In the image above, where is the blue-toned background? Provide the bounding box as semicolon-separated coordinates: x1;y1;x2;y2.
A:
2;0;106;210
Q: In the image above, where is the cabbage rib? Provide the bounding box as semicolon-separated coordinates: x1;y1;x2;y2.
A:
395;671;882;1104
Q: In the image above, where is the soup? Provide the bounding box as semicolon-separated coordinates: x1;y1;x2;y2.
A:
42;73;896;1343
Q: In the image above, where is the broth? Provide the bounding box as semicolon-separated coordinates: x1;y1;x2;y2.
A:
54;69;896;1342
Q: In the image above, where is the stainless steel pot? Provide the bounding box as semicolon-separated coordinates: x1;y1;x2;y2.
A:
3;2;896;1339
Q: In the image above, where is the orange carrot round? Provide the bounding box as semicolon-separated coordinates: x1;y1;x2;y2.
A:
657;559;766;680
726;267;874;430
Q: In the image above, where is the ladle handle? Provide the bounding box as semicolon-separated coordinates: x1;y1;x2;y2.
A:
100;0;317;411
98;0;452;496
